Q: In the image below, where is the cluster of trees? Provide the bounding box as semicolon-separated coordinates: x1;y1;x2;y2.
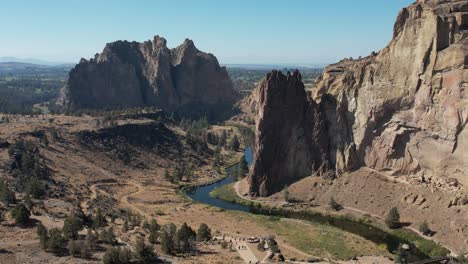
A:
35;208;114;258
179;117;210;140
160;222;211;255
0;74;65;114
0;181;34;226
8;139;49;198
163;165;195;183
0;181;16;206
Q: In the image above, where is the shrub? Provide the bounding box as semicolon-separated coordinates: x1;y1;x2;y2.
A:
329;197;342;211
418;221;431;236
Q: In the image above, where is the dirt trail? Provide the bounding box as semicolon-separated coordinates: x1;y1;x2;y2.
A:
342;206;457;255
235;177;457;256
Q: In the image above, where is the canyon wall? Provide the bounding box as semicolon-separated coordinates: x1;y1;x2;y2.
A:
58;36;238;119
249;0;468;196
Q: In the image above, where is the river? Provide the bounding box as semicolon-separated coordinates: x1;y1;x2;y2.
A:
185;147;443;260
185;147;253;212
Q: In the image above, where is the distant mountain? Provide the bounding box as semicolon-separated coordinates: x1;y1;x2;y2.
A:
58;36;239;120
0;57;73;66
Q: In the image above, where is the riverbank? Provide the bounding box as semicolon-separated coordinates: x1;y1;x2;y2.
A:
209;180;449;261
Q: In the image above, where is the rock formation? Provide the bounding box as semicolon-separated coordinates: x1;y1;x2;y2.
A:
249;0;467;196
58;36;238;119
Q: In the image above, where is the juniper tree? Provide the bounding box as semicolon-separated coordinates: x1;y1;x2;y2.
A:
196;223;212;242
385;207;400;229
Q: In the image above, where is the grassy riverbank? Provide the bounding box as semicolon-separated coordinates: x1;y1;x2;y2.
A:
209;182;256;206
210;182;449;259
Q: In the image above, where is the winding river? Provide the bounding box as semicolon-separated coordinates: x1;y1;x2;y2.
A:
185;147;253;212
185;147;445;261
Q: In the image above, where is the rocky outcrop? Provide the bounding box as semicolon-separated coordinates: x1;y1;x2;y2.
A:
58;36;238;120
248;71;329;196
249;0;467;196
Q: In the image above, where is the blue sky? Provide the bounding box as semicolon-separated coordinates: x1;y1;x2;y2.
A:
0;0;413;65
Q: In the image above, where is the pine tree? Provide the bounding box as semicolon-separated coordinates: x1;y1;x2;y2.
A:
36;222;48;249
62;213;83;240
160;223;176;254
12;203;30;225
176;222;195;253
135;236;153;261
385;207;400;229
196;223;212;242
92;208;105;228
148;219;159;244
46;228;65;254
0;182;16;206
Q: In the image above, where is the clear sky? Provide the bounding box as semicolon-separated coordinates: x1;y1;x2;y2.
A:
0;0;414;65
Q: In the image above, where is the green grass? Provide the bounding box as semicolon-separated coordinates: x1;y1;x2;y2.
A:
391;229;449;257
209;183;261;207
210;184;449;259
227;211;389;260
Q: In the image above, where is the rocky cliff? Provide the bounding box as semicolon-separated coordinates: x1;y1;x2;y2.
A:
58;36;238;119
249;0;467;196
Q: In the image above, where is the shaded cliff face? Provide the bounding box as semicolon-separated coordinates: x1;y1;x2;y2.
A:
58;36;238;120
249;0;467;196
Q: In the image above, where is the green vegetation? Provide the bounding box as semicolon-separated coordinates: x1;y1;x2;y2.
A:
226;67;322;93
0;181;16;206
135;236;154;261
99;228;117;245
385;207;401;229
176;222;196;252
391;229;449;257
148;219;160;244
208;182;447;259
12;203;30;225
210;183;256;206
92;208;106;228
62;213;83;240
103;246;132;264
0;67;68;114
234;212;388;260
196;223;212;241
418;221;431;236
329;197;342;211
46;228;66;254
